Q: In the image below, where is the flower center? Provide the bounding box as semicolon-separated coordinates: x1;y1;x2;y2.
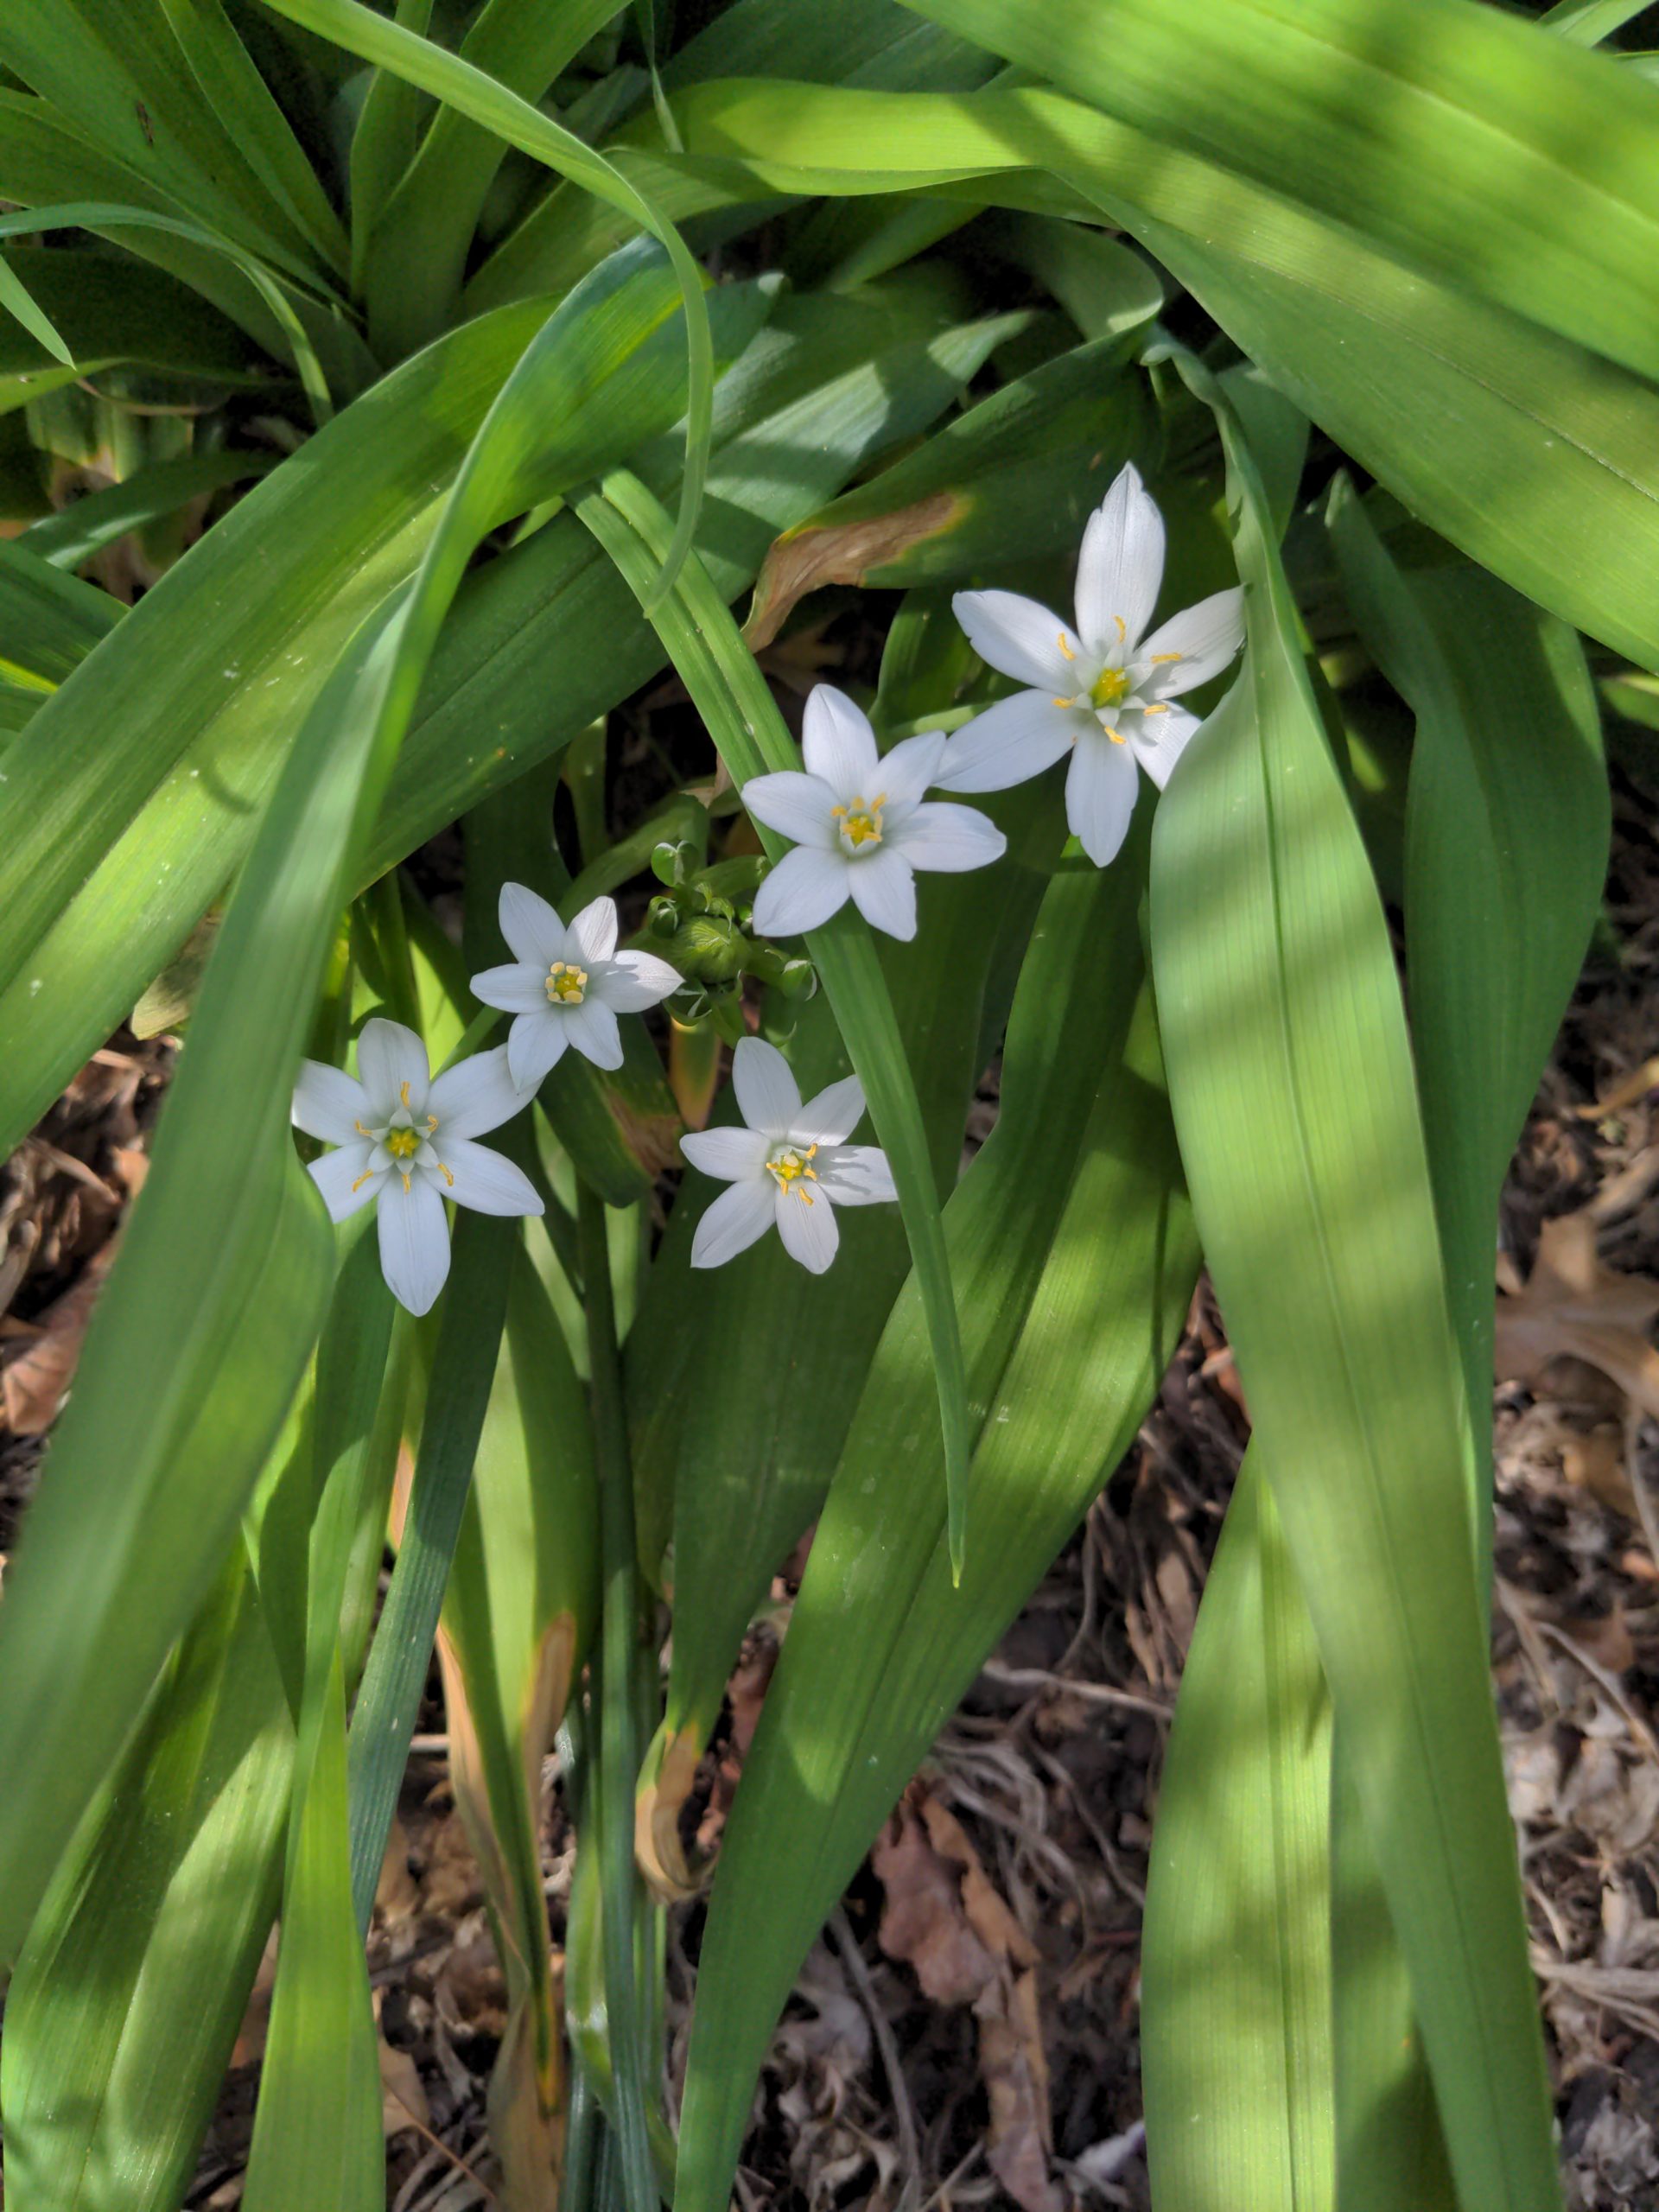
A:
546;960;588;1005
831;793;885;855
1090;665;1131;710
766;1141;819;1201
385;1126;422;1161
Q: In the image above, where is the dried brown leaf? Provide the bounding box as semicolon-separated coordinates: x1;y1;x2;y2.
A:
744;495;963;652
1496;1210;1659;1420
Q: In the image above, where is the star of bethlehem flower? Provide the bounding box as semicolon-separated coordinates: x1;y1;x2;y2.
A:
470;886;681;1091
743;683;1007;942
935;461;1245;866
680;1036;897;1274
293;1018;542;1317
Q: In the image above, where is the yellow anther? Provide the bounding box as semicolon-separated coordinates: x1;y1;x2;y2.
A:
1143;702;1169;715
1149;651;1183;664
350;1167;377;1194
399;1080;412;1111
1057;632;1076;662
1114;613;1127;643
354;1119;372;1136
400;1172;412;1193
767;1145;820;1192
1052;696;1071;708
438;1160;454;1188
1090;666;1131;710
386;1127;421;1161
426;1114;439;1132
834;795;886;850
1103;725;1127;745
546;960;588;1005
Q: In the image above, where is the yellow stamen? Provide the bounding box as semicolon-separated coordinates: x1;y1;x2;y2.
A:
831;796;885;850
1149;652;1183;664
426;1114;439;1133
399;1080;412;1112
546;960;588;1005
350;1167;377;1193
1114;613;1127;643
354;1119;372;1135
1057;632;1075;662
767;1142;820;1192
386;1126;421;1161
437;1160;454;1188
1090;666;1131;710
1143;702;1169;715
400;1172;412;1193
1103;726;1127;745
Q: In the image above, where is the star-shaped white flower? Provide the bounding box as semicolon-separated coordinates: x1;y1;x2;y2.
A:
680;1036;897;1274
936;462;1244;866
470;887;681;1091
293;1018;543;1316
744;684;1007;942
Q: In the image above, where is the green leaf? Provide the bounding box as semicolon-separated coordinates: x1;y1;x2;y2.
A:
1326;487;1610;1576
575;462;976;1571
0;256;768;1155
362;0;622;360
1141;1455;1335;2212
0;1543;294;2212
744;327;1138;647
0;534;121;689
1146;365;1559;2212
674;845;1198;2212
655;76;1659;671
21;449;279;570
0;247;71;364
259;0;716;598
904;0;1659;388
240;1651;385;2212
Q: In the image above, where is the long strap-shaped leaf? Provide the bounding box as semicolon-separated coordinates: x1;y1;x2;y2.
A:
574;467;972;1573
1147;370;1559;2211
901;0;1659;388
0;241;698;1970
674;854;1198;2212
257;0;712;603
1141;1454;1335;2212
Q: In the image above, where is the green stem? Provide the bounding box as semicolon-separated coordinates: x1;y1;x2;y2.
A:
576;1179;658;2212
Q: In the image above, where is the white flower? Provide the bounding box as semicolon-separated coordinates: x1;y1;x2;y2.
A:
936;462;1244;866
744;684;1007;942
680;1036;896;1274
469;887;680;1091
293;1018;542;1316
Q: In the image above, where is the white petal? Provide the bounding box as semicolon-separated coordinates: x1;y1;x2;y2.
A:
951;589;1076;692
428;1044;529;1139
847;848;918;939
773;1184;840;1273
567;894;619;966
1065;734;1141;868
680;1126;771;1181
499;880;566;969
439;1136;543;1217
470;961;548;1015
874;729;945;810
888;800;1007;875
741;769;839;849
377;1173;451;1316
293;1060;372;1144
1074;462;1165;658
308;1142;379;1223
732;1037;802;1140
791;1074;866;1147
508;1011;570;1091
1139;588;1246;696
934;690;1082;794
813;1144;897;1206
801;683;879;796
690;1177;775;1268
562;997;622;1071
1128;702;1202;791
357;1019;429;1119
752;846;851;938
591;950;680;1014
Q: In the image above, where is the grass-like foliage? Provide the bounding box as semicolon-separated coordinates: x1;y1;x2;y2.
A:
0;3;1635;2209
